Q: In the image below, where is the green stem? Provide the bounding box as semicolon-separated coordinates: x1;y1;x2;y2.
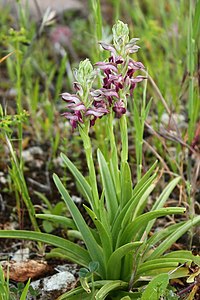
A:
16;44;23;169
107;113;120;200
79;124;99;214
120;114;128;164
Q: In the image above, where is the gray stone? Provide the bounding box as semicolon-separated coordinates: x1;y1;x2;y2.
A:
30;271;76;299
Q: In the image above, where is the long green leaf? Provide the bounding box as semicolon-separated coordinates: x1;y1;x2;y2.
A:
145;177;181;235
142;222;185;261
106;242;142;279
61;153;93;206
84;205;113;264
36;214;76;229
132;160;157;196
138;267;189;279
53;174;106;277
120;162;133;207
95;280;128;300
147;216;200;260
0;230;90;266
119;207;185;245
137;258;192;276
132;183;156;219
112;173;157;247
57;280;126;300
97;149;118;224
141;273;169;300
163;250;200;266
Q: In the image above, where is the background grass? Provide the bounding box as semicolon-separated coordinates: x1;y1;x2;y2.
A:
0;0;199;243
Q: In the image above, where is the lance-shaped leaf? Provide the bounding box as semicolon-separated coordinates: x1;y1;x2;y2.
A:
141;273;169;300
120;162;133;207
36;214;76;230
106;242;142;279
119;207;185;246
53;174;106;277
95;280;128;300
147;215;200;261
0;230;90;267
97;149;118;224
145;176;181;236
61;153;93;205
84;205;113;264
137;257;192;277
142;222;185;261
112;174;157;247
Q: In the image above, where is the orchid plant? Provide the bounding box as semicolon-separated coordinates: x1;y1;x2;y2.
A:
0;21;199;299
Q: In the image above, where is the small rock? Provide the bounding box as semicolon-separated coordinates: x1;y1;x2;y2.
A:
55;263;78;276
0;172;7;184
12;248;30;262
44;271;75;292
161;113;186;130
29;146;44;156
1;260;50;282
71;195;82;204
30;271;76;299
52;156;64;167
22;150;33;162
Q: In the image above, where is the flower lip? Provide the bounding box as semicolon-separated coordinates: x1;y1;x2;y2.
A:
130;75;146;83
61;111;84;129
90;88;119;99
113;100;126;118
99;42;116;55
128;60;145;70
67;102;86;111
94;62;118;73
61;93;81;104
85;107;109;117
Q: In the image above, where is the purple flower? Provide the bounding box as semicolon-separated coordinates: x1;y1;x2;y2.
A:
86;106;109;126
61;35;146;129
61;92;86;111
104;74;124;91
113;100;126;118
109;55;124;65
86;107;109;117
90;88;119;106
61;111;83;129
99;42;116;57
61;92;86;129
126;75;146;94
61;93;81;104
95;62;118;74
90;88;119;100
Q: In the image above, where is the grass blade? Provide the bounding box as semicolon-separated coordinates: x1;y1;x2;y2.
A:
20;278;31;300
